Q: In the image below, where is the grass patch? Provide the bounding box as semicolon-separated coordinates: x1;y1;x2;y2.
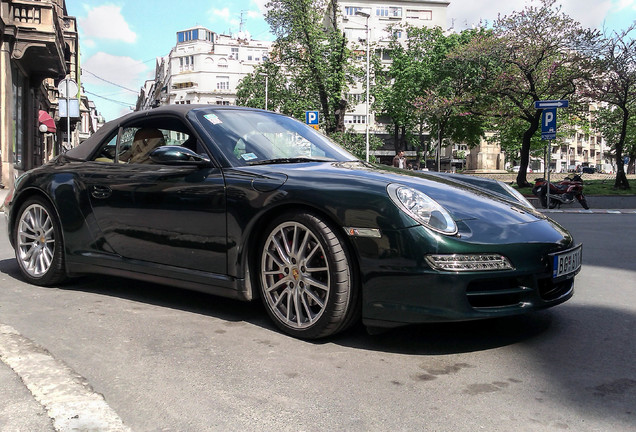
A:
513;178;636;195
579;179;636;195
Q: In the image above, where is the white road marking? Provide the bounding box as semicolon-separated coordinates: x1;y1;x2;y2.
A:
0;324;130;432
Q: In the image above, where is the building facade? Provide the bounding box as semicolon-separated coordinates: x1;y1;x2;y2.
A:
333;0;448;137
0;0;92;190
137;27;272;110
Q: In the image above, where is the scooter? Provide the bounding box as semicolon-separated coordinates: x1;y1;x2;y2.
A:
532;174;589;209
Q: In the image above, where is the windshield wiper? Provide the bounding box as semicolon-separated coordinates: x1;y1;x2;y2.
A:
247;157;333;166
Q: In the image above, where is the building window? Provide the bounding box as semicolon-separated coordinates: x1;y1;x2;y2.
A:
345;6;361;15
376;6;389;17
345;115;366;124
406;9;432;20
347;93;364;105
11;65;26;169
216;100;230;105
217;76;230;90
377;6;402;18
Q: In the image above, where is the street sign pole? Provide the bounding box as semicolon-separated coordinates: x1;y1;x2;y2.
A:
547;140;551;209
536;100;569;209
66;81;70;150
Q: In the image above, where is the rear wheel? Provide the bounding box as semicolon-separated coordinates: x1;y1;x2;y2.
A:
259;212;357;339
14;198;67;286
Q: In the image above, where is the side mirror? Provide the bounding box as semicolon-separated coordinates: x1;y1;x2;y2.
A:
149;146;212;166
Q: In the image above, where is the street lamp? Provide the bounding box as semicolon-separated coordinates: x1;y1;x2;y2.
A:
261;56;270;111
355;10;370;162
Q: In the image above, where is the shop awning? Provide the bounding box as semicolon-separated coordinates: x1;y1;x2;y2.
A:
38;110;57;133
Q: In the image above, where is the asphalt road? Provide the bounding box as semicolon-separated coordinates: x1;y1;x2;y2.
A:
1;212;635;432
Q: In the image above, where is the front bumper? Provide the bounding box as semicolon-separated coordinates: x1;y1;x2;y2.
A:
354;222;579;328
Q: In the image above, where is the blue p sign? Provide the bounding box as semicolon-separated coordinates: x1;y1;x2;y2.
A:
305;111;319;125
541;108;557;140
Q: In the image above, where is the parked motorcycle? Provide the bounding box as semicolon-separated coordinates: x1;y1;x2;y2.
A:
532;174;589;209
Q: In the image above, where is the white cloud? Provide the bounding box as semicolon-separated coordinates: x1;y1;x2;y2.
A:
81;52;147;91
251;0;270;15
446;0;617;31
79;4;136;43
209;7;231;21
616;0;635;10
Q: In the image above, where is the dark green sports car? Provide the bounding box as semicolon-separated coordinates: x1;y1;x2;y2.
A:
3;105;581;339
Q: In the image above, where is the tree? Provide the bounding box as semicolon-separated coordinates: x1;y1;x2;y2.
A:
264;0;352;133
595;103;636;175
328;129;383;162
455;0;597;187
373;26;486;167
583;25;636;189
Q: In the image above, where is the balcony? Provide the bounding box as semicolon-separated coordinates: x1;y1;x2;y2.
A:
5;0;67;78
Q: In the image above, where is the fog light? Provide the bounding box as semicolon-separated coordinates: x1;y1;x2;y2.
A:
426;254;514;272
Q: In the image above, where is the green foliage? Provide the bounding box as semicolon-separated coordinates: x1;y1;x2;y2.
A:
595;104;636;161
373;25;486;155
453;0;598;186
262;0;353;132
583;24;636;188
327;130;383;162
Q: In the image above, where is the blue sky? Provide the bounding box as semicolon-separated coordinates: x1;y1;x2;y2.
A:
66;0;636;122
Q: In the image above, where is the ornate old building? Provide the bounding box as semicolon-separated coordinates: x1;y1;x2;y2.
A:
1;0;80;190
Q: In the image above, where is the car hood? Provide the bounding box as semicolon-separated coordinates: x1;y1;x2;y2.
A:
236;160;576;246
254;160;542;222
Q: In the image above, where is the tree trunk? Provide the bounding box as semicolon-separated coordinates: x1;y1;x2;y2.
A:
393;122;400;153
516;113;541;188
613;107;631;190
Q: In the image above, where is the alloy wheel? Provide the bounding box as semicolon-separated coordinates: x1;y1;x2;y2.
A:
17;203;56;278
261;221;330;330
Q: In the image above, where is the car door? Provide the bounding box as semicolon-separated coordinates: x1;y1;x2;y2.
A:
78;121;227;275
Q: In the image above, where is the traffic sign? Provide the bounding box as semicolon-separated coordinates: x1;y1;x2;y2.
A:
305;111;319;125
58;78;78;98
534;100;569;109
541;108;557;140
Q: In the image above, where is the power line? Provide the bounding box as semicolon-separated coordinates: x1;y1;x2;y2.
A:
81;68;139;93
84;90;133;107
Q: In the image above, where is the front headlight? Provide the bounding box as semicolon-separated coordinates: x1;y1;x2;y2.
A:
387;184;457;235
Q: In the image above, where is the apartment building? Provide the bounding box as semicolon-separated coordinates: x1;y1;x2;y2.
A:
137;27;272;110
333;1;448;135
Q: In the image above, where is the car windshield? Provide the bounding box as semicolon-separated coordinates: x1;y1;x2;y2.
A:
190;108;356;166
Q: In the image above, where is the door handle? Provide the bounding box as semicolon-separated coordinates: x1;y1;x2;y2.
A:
90;185;112;199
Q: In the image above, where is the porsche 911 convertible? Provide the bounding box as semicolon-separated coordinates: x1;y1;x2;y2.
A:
3;105;581;339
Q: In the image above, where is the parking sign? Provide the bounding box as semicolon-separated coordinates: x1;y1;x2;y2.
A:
305;111;319;125
541;108;557;140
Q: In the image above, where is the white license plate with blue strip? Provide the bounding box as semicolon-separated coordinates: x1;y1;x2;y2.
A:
552;245;582;278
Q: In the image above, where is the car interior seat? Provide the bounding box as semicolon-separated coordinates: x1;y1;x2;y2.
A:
126;128;165;164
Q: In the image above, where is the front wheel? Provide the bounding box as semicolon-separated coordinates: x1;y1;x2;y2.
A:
577;194;590;210
258;212;358;339
14;198;67;286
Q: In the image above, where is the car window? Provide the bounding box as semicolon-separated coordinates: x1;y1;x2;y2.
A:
91;124;201;164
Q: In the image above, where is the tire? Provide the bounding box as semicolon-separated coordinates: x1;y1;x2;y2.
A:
578;195;590;210
259;212;358;339
14;198;67;286
537;189;548;208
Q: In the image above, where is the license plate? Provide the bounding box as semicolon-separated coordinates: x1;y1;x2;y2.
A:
552;245;582;278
